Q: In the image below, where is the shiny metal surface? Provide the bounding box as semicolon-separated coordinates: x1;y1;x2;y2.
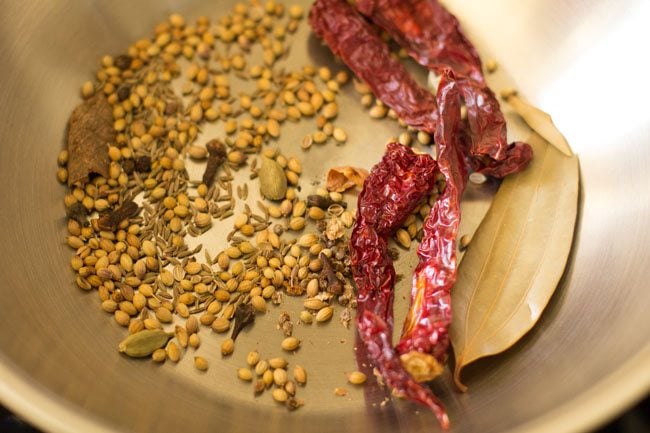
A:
0;0;648;432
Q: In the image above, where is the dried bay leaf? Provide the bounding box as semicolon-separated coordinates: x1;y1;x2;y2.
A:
66;93;113;186
504;92;573;157
450;133;579;391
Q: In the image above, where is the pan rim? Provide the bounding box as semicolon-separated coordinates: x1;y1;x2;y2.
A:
0;344;648;433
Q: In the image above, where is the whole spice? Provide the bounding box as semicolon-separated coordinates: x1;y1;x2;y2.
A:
246;350;260;366
97;201;139;231
293;365;307;385
280;336;301;351
118;329;172;358
194;356;209;371
238;368;253;381
349;143;448;428
315;306;333;323
310;0;532;178
202;139;227;186
355;0;531;167
309;0;439;132
231;303;255;340
152;348;167;363
306;194;346;210
319;252;343;294
66;93;112;186
134;155;151;173
259;156;288;200
346;371;367;385
59;4;369;418
65;202;88;225
395;72;468;372
221;338;235;356
272;388;288;403
451;134;578;390
273;368;288;385
167;341;181;362
269;357;287;369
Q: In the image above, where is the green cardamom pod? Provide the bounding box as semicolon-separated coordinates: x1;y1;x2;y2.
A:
118;329;172;358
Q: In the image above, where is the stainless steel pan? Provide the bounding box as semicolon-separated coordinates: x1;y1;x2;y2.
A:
0;0;648;432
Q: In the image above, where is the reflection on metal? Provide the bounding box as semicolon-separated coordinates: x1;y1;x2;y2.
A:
0;1;648;433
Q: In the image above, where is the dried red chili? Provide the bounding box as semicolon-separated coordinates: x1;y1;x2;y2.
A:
309;0;439;133
309;0;531;178
311;0;534;426
396;71;466;369
354;0;532;172
350;143;449;429
355;0;483;84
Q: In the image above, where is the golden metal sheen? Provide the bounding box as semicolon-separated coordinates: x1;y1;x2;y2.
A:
0;1;648;433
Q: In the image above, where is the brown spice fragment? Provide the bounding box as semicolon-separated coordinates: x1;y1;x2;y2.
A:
286;397;304;410
66;202;88;225
135;155;152;173
339;308;351;328
285;282;304;296
231;303;255;341
324;218;345;241
202;139;227;186
306;194;347;210
122;159;135;175
165;101;179;115
254;380;266;395
116;85;131;101
114;54;132;70
66;93;113;186
97;201;139;231
326;166;369;192
277;312;293;337
334;387;348;396
319;252;343;294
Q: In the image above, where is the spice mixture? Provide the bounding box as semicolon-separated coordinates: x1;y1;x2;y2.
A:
56;0;491;416
57;1;371;411
56;0;574;428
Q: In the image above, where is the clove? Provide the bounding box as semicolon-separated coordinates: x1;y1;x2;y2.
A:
319;252;343;294
97;201;139;231
202;139;227;186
